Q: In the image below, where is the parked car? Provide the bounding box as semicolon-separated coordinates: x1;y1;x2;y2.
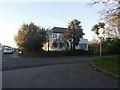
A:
3;47;14;54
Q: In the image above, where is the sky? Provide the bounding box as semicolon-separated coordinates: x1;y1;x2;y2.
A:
0;1;105;47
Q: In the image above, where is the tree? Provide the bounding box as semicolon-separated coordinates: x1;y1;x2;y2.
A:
90;0;120;55
90;0;120;38
102;37;120;54
64;19;85;51
91;22;105;57
14;23;46;52
14;24;29;49
91;22;105;36
89;38;99;55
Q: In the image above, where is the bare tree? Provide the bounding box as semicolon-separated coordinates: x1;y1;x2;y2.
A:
90;0;120;38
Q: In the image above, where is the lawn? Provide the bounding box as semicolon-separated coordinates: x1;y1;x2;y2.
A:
89;56;120;79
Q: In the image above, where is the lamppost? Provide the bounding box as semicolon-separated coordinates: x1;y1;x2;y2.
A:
99;37;102;57
98;28;104;57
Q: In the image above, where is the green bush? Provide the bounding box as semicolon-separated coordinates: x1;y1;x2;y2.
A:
22;49;92;57
89;38;120;55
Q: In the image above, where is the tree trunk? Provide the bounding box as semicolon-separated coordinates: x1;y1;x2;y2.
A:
73;28;76;51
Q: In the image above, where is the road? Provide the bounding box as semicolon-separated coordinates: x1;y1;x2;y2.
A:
2;53;119;88
2;54;97;71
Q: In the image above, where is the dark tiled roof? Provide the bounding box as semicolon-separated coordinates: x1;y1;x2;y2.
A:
52;27;67;33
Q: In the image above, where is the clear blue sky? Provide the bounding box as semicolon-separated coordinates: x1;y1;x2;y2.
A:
0;2;105;47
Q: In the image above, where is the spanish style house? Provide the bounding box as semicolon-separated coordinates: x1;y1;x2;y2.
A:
42;27;88;51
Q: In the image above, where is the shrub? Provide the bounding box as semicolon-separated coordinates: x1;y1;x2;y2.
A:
22;49;92;57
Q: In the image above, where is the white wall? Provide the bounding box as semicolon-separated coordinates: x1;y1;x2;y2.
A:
43;32;88;51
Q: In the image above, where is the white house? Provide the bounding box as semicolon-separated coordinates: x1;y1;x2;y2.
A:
42;27;88;51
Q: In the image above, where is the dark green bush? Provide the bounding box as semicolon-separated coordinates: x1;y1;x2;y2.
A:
22;49;92;57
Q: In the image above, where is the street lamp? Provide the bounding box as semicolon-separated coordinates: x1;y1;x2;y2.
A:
98;28;104;57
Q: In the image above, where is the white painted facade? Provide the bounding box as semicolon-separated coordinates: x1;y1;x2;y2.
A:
75;39;88;50
42;27;88;51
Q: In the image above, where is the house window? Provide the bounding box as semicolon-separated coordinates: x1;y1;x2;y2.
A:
60;43;63;48
53;33;57;38
83;44;87;49
51;33;57;38
52;42;57;48
79;43;87;49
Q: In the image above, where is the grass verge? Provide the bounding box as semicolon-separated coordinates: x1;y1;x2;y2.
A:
88;56;120;79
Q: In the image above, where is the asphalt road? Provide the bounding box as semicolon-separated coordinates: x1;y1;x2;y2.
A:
2;53;97;71
2;53;119;88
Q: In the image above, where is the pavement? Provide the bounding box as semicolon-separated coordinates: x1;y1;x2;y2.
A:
1;53;119;88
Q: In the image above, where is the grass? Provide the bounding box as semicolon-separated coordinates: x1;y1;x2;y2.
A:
88;56;120;79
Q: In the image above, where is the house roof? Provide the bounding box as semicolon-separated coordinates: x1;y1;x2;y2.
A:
51;27;67;33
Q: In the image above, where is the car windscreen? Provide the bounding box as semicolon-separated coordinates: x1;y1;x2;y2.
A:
4;48;12;50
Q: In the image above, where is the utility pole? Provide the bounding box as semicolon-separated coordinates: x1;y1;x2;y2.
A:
98;28;104;58
99;37;102;57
